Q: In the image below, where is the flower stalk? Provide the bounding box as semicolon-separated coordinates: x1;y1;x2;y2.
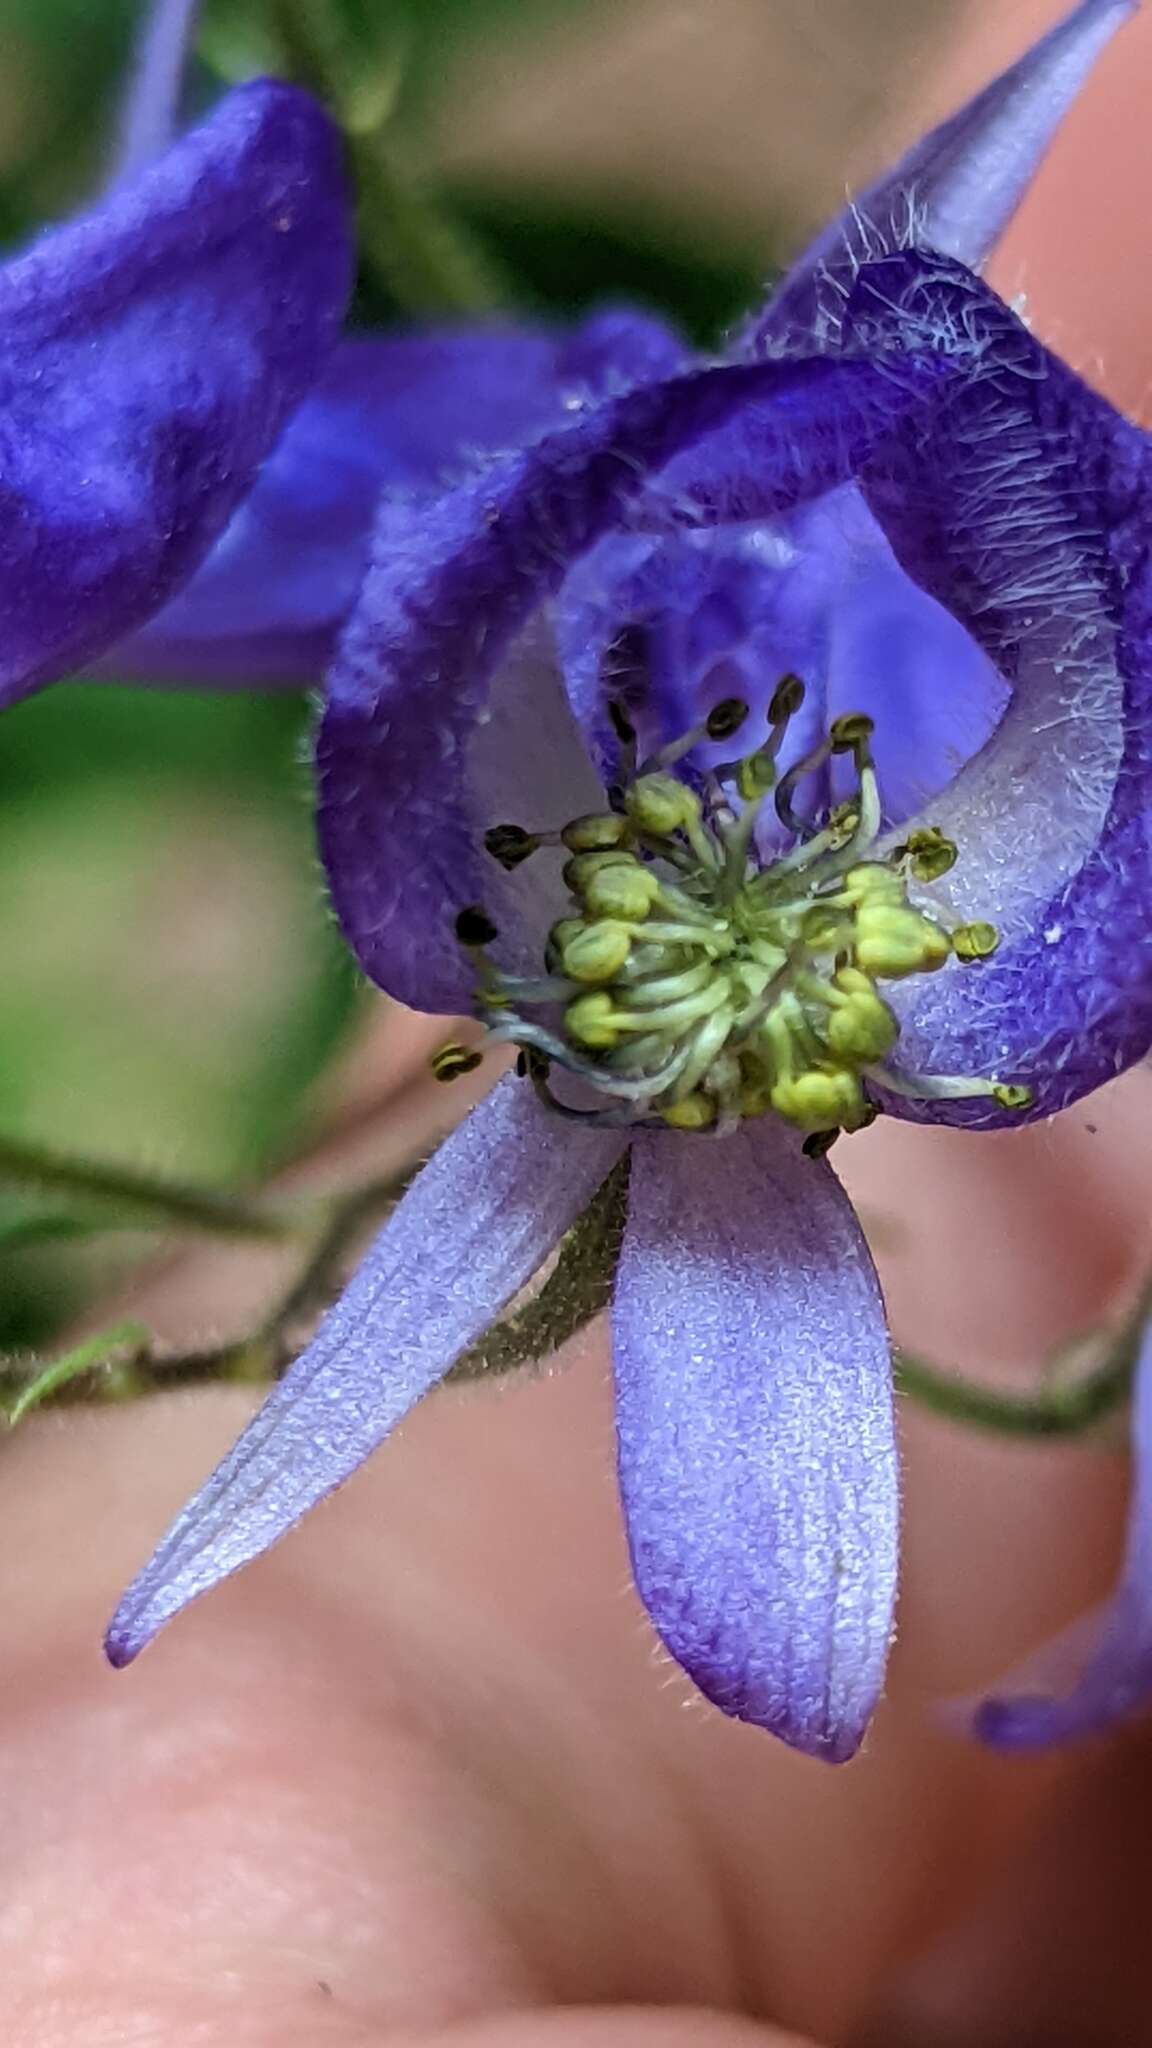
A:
0;1135;290;1240
264;0;508;316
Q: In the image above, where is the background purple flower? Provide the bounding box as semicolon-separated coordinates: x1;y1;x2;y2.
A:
0;74;351;709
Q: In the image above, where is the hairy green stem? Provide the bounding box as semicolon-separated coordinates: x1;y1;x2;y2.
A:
447;1155;631;1383
4;1321;153;1425
0;1136;289;1239
0;1165;417;1422
894;1273;1152;1438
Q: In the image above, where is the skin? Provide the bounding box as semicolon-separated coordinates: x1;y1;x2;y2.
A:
6;10;1152;2043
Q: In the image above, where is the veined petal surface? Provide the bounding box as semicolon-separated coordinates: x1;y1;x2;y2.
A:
613;1121;896;1761
975;1323;1152;1747
316;355;927;1014
106;1077;625;1665
0;80;350;708
105;310;684;688
745;0;1136;352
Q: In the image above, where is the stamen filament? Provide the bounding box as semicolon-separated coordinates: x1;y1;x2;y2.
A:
865;1062;1001;1102
463;678;1026;1143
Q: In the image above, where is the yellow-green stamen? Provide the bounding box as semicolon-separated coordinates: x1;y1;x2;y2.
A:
445;682;1032;1143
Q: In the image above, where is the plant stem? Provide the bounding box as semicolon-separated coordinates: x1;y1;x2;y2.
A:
268;0;505;316
0;1136;289;1239
895;1275;1152;1439
447;1155;631;1383
0;1166;417;1421
4;1321;152;1425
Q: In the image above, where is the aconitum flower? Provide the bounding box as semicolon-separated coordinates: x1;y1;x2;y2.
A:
107;1;1152;1763
0;1;351;711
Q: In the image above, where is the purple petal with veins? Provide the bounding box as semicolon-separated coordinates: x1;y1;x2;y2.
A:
614;1119;896;1760
107;1076;625;1665
105;308;685;689
840;251;1152;1124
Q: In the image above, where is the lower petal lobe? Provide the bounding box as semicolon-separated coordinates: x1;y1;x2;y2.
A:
613;1120;896;1761
106;1076;625;1666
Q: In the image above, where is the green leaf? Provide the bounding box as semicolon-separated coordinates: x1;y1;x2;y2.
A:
2;1318;150;1426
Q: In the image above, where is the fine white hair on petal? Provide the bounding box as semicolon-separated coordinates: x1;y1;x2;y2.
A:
745;0;1138;354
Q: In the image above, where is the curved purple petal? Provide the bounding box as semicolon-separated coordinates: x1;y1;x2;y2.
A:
317;354;931;1015
106;1076;625;1665
840;251;1152;1126
557;487;1007;843
745;0;1135;352
111;0;204;186
103;307;685;688
612;1120;897;1762
0;79;350;710
975;1322;1152;1748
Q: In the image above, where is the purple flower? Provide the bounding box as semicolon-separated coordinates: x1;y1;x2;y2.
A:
0;0;352;713
107;2;1152;1763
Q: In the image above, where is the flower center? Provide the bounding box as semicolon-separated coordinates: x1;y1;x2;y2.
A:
444;679;1031;1148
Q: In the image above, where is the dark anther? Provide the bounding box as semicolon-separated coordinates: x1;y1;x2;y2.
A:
455;906;499;947
431;1043;484;1083
829;712;875;753
705;697;750;741
769;673;806;722
803;1128;840;1160
608;699;637;745
484;823;539;870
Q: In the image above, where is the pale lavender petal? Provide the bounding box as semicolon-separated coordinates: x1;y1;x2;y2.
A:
107;1077;625;1664
112;0;204;185
975;1322;1152;1748
613;1121;897;1762
746;0;1135;351
317;354;919;1015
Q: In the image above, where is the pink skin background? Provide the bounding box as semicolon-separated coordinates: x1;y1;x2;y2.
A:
5;7;1152;2044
